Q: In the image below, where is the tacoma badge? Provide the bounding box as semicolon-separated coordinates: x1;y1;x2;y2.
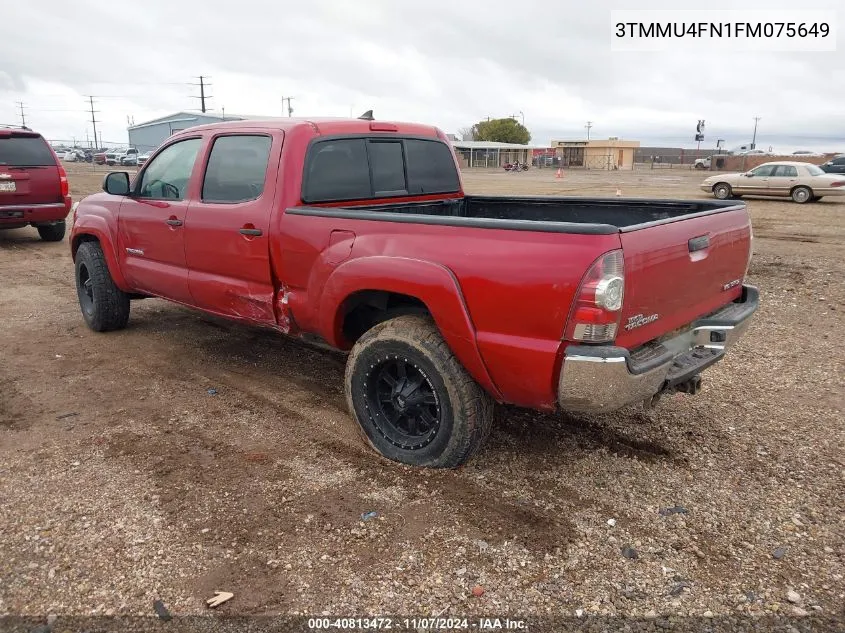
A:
722;278;741;291
625;313;659;331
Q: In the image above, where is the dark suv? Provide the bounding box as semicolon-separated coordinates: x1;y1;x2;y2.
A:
0;127;72;241
820;154;845;175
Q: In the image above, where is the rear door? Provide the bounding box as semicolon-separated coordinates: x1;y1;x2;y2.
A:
117;136;203;304
767;164;798;195
0;132;61;207
615;206;752;349
183;131;280;324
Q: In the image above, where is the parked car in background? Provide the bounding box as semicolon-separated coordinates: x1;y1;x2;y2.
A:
0;126;72;241
137;151;152;166
70;116;758;467
120;153;139;166
63;149;87;162
93;149;109;165
694;156;711;170
701;161;845;203
739;149;772;156
820;154;845;174
792;150;822;157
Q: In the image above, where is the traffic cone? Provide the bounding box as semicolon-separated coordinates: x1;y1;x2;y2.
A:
556;168;562;179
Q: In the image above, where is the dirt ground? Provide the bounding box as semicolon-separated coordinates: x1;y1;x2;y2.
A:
1;164;843;630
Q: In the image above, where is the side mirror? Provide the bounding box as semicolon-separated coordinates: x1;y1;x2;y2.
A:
103;172;130;196
744;172;754;177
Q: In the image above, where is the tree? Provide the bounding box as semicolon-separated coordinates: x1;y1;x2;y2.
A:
458;126;477;141
472;118;531;144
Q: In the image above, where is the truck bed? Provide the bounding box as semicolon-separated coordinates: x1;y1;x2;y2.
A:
296;195;742;234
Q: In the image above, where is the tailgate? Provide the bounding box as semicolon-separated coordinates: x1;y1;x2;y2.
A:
0;133;61;206
615;206;751;349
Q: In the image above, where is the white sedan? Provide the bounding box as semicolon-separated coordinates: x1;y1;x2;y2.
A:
701;161;845;203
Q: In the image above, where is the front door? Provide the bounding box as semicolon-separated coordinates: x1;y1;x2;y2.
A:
735;163;775;194
184;131;280;324
117;137;203;304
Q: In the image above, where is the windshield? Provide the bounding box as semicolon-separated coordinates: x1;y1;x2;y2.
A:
0;136;56;166
806;165;824;176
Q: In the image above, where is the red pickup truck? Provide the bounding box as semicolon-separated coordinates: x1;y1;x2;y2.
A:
70;117;758;468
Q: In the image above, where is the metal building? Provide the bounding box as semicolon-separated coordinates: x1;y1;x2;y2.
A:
127;111;275;152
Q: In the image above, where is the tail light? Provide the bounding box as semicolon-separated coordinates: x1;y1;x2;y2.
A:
565;249;624;343
744;223;754;278
58;164;69;197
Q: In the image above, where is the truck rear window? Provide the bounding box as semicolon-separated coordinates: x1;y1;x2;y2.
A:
303;137;459;203
0;136;56;166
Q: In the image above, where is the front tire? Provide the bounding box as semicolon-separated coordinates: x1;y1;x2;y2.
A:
36;221;66;242
713;183;732;200
344;315;494;468
75;241;130;332
791;186;812;204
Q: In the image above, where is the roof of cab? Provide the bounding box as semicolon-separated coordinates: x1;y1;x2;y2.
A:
183;117;444;139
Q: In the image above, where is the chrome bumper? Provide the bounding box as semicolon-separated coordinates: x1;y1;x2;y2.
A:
558;285;759;413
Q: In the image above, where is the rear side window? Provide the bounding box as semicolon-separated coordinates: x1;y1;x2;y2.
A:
302;137;459;203
202;135;272;203
404;139;461;194
773;165;798;177
0;136;56;166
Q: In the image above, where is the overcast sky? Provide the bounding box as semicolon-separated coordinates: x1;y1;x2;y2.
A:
1;0;842;151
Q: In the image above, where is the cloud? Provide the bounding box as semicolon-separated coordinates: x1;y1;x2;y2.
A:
1;0;842;150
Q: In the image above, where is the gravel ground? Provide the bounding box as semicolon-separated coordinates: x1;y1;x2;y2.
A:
1;165;842;632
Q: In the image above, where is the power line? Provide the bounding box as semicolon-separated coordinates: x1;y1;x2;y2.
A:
751;116;762;149
189;76;213;113
87;96;100;149
282;95;294;117
15;102;27;127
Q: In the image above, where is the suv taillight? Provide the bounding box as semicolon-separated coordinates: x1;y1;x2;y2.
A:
58;164;69;197
565;249;624;343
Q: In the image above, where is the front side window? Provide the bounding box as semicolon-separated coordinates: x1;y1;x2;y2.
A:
202;135;272;203
138;138;202;200
750;165;776;177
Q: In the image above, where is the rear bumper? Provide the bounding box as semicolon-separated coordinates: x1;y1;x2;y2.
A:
558;285;759;413
0;203;70;226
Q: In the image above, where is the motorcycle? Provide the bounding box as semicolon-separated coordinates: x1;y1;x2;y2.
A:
503;162;529;172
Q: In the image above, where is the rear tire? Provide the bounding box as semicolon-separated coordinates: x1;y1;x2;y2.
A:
74;241;130;332
36;221;66;242
791;186;812;204
344;315;494;468
713;183;732;200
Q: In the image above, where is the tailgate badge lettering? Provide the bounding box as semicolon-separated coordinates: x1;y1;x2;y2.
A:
0;173;12;180
625;313;659;331
722;278;741;291
126;248;144;256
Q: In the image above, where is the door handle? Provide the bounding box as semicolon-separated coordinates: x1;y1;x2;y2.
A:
239;228;263;236
165;218;183;226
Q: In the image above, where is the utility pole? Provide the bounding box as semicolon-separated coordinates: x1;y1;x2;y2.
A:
15;102;27;128
585;121;592;140
281;96;294;117
751;116;761;149
190;76;213;113
87;96;100;150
